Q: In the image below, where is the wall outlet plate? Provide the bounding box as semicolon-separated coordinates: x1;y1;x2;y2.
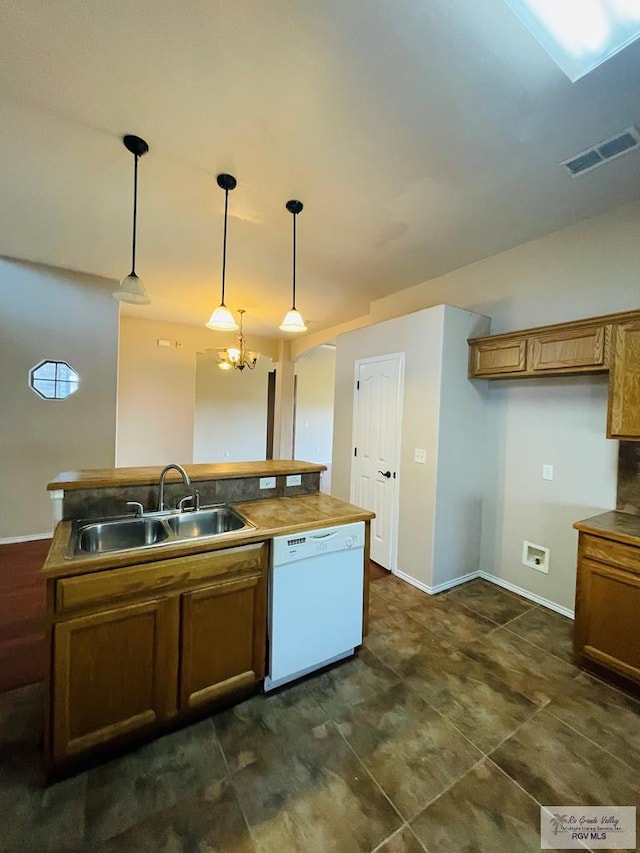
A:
414;448;426;464
259;476;277;490
542;464;554;481
286;474;302;487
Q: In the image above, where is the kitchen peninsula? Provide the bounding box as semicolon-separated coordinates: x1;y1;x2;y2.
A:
42;460;374;777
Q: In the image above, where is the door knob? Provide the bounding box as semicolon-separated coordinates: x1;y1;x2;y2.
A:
378;470;392;479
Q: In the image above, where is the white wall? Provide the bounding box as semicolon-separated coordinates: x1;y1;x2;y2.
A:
294;346;335;491
331;201;640;611
432;307;491;587
194;353;271;462
0;260;118;538
333;305;489;588
117;316;279;466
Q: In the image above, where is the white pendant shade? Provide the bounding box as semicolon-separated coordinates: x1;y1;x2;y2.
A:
113;273;151;305
279;307;307;333
206;304;239;331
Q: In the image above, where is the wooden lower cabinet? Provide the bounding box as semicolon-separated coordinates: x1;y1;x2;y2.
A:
180;570;266;711
574;533;640;689
46;542;267;774
52;597;179;765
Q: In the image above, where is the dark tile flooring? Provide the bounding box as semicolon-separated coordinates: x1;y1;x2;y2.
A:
2;577;640;852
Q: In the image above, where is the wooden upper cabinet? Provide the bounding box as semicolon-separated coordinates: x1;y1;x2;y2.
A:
529;325;607;373
607;321;640;440
469;339;527;377
52;597;179;765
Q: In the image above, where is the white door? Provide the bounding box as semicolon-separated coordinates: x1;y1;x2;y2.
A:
350;354;404;570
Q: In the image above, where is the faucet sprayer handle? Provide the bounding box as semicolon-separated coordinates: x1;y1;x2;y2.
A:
178;490;200;513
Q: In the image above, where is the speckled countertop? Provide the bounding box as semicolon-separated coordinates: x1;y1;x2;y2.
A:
573;510;640;546
42;493;374;579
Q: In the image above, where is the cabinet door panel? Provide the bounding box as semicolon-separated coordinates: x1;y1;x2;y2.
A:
607;321;640;439
52;598;178;762
529;326;606;372
469;339;526;377
576;557;640;685
180;570;266;710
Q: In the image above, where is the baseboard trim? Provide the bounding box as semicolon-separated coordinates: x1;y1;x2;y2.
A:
394;568;481;596
0;533;53;545
393;567;574;619
478;571;574;619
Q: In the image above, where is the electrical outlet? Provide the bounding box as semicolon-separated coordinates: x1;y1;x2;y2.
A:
286;474;302;487
259;476;277;490
542;464;554;481
414;448;426;464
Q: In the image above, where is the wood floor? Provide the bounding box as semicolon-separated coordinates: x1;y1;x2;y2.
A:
0;538;49;693
0;543;390;695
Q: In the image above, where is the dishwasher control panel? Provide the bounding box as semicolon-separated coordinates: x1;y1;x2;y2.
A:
272;522;365;566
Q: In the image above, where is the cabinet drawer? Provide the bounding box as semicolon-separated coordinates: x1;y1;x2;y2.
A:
469;339;527;377
581;534;640;575
55;543;267;616
529;325;607;373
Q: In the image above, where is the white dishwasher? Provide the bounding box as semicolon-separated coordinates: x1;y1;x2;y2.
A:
264;521;365;692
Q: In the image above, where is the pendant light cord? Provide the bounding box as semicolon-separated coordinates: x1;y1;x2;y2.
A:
291;210;297;309
131;153;139;275
221;187;229;305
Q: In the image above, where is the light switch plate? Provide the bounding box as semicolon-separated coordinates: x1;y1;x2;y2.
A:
542;464;554;481
259;476;277;490
286;474;302;487
414;448;426;464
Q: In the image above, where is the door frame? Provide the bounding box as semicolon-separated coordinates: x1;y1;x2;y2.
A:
350;352;405;573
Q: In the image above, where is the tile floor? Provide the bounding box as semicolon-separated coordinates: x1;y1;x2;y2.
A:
1;577;640;852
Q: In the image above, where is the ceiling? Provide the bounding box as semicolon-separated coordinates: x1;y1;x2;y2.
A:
1;0;639;338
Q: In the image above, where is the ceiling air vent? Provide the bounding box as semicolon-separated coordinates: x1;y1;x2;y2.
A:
562;126;640;177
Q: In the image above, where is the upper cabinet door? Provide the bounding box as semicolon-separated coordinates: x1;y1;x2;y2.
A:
529;325;608;373
469;339;527;377
608;321;640;440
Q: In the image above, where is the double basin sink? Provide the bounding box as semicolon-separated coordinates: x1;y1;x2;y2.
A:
68;506;255;557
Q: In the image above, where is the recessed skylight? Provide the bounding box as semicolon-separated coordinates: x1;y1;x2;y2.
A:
504;0;640;81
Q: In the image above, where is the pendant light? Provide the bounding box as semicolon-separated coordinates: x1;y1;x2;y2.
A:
113;135;151;305
206;174;239;331
280;199;307;333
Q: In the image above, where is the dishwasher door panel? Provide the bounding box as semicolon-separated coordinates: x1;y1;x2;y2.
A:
269;549;364;684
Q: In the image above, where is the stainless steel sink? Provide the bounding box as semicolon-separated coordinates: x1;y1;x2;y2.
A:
166;507;248;538
68;505;255;557
74;517;170;554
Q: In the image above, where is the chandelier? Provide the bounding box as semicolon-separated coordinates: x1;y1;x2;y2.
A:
216;310;260;371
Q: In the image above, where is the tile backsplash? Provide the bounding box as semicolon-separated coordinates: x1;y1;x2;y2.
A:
617;442;640;514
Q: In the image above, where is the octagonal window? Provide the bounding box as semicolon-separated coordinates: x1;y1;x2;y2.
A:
29;360;79;400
